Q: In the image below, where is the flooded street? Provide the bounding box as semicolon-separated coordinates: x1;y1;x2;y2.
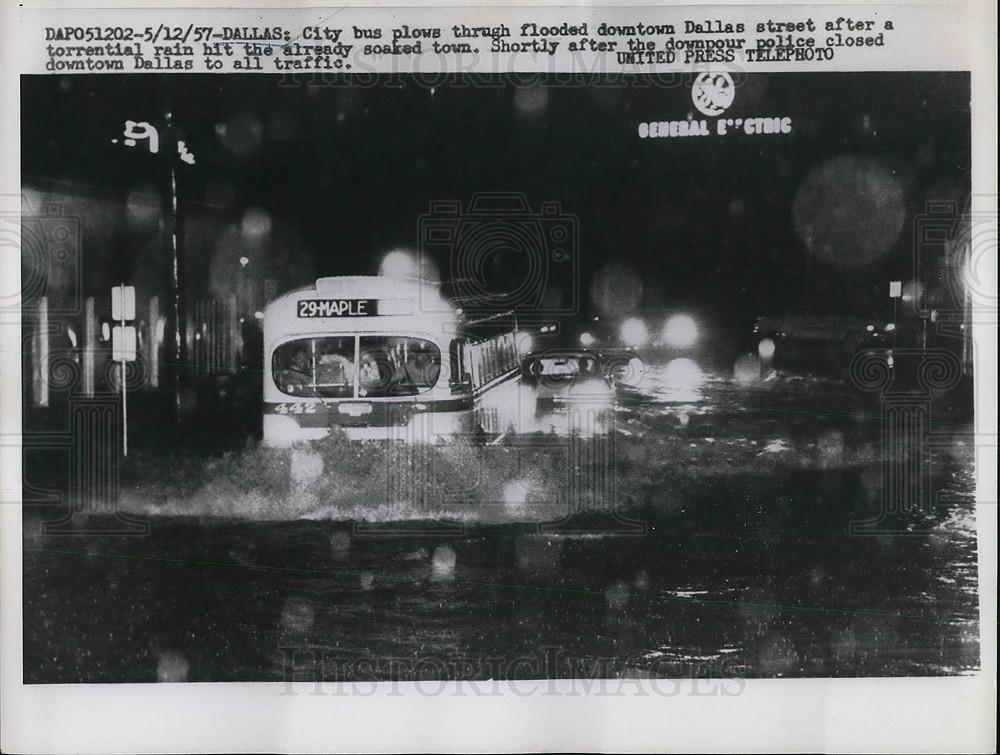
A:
22;364;980;683
11;62;990;754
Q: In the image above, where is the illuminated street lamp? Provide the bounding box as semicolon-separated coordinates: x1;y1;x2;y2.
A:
380;249;417;279
662;314;699;348
620;317;649;347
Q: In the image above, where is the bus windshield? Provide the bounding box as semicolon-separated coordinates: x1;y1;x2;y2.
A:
272;336;441;398
359;336;441;397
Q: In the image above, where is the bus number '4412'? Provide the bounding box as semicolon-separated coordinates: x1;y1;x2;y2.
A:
273;402;318;415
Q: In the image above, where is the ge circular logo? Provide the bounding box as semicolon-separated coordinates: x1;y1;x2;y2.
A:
691;72;736;116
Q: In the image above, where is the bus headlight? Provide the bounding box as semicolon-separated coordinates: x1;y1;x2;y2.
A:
264;414;303;448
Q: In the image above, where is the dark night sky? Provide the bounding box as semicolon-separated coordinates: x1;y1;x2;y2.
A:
21;72;970;334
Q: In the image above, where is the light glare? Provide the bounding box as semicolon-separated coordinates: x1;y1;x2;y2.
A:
757;337;776;361
662;314;699;348
663;358;704;390
620;318;648;347
380;250;418;279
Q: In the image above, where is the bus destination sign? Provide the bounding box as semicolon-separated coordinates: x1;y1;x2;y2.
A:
297;299;379;318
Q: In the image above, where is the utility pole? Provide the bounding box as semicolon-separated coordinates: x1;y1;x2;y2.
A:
112;105;196;434
164;108;186;431
111;284;137;456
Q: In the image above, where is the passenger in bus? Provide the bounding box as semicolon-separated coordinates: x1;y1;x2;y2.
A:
358;351;388;395
393;342;440;390
316;340;354;387
280;347;313;393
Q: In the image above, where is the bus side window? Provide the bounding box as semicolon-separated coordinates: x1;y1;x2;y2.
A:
481;341;489;383
468;342;481;388
487;340;498;381
449;338;471;387
502;333;515;371
462;341;475;385
466;342;478;388
497;336;507;374
448;339;460;383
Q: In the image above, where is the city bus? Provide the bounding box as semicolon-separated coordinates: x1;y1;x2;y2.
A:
262;276;526;446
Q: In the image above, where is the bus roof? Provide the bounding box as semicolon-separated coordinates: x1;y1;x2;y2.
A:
262;276;459;336
267;275;448;302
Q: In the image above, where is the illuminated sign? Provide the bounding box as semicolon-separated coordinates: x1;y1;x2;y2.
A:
112;325;137;362
638;72;793;139
111;285;136;321
692;71;736;116
296;298;413;317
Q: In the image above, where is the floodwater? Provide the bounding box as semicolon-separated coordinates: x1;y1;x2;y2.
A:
22;362;980;682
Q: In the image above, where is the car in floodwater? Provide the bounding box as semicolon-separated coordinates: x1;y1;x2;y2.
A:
753;305;895;362
520;347;647;411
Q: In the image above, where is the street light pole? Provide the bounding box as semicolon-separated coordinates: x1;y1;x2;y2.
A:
163;108;187;432
114;101;193;435
119;283;129;457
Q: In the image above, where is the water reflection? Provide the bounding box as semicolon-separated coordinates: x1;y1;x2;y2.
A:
655;358;706;404
21;370;979;683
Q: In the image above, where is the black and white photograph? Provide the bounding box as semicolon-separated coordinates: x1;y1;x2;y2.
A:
15;67;983;691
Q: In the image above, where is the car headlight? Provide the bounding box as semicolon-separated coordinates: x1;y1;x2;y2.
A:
620;318;649;347
662;314;699;348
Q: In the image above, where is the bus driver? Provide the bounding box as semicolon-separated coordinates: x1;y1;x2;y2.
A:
280;347;312;393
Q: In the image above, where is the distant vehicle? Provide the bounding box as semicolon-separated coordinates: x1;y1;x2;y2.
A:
753;305;894;359
520;347;646;409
